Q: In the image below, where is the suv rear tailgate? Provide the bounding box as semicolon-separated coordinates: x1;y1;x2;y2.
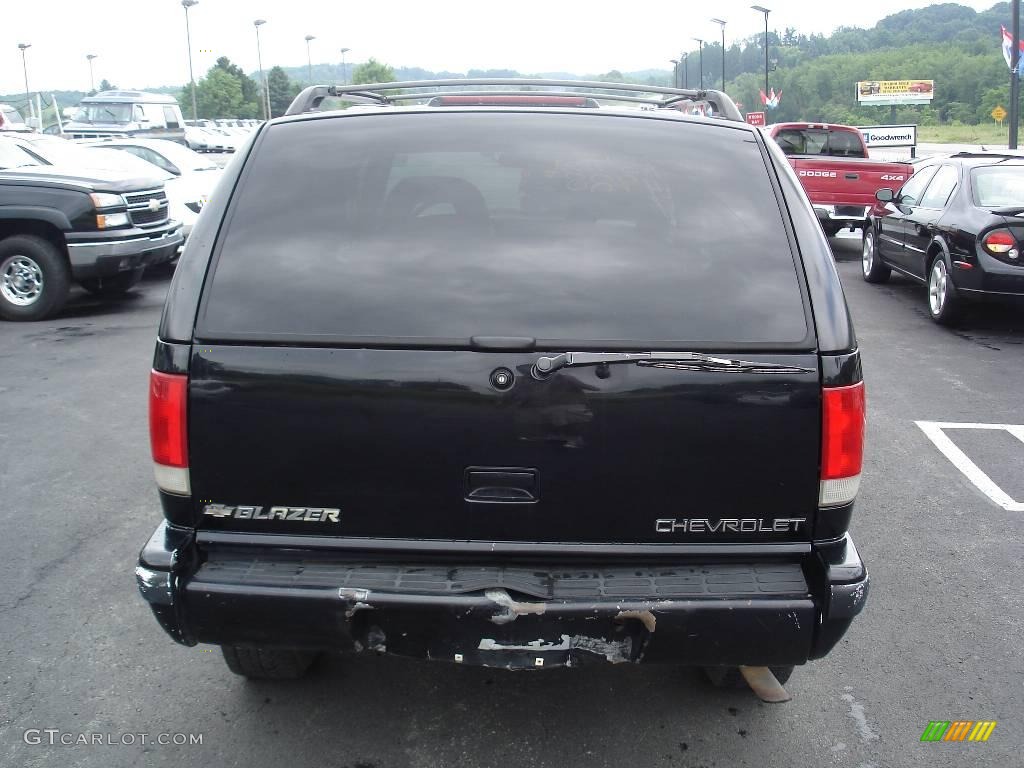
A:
186;111;822;548
188;346;820;544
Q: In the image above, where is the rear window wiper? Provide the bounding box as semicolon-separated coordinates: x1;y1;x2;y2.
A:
531;351;815;379
991;206;1024;216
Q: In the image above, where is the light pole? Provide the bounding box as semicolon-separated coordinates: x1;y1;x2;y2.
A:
692;38;704;89
670;59;679;89
340;47;351;85
752;6;771;99
1011;0;1021;148
254;19;269;119
711;18;726;89
181;1;199;122
18;43;31;126
86;54;98;93
681;52;688;88
304;35;315;84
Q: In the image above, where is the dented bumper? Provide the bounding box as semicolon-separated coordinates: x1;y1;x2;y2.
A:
136;523;868;669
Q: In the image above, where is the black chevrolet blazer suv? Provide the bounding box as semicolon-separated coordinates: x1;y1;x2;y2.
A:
137;81;869;689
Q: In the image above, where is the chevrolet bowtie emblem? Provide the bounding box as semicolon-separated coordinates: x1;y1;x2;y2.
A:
148;199;161;212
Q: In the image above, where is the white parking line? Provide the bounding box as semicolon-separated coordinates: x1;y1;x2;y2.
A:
915;421;1024;511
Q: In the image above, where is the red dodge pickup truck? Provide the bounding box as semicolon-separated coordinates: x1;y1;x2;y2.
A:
768;122;914;237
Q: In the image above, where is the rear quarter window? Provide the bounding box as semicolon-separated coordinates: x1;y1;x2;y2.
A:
198;112;810;348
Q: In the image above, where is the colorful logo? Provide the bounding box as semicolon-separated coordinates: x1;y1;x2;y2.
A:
921;721;996;742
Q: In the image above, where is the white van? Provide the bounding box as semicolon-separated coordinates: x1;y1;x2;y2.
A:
63;91;185;142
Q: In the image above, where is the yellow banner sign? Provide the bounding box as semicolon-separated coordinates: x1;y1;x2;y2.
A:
856;80;934;105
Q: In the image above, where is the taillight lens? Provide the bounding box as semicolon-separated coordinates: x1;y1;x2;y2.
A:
820;382;865;507
982;229;1016;254
149;370;190;495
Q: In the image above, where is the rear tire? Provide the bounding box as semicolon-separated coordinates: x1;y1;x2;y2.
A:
0;234;71;321
703;665;795;689
927;255;961;325
79;267;144;296
221;646;318;680
861;229;890;283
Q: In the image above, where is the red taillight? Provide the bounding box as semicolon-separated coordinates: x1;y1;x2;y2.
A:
149;371;189;495
820;382;865;507
982;229;1016;254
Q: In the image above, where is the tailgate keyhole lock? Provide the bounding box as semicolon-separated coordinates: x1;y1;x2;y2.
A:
490;368;515;391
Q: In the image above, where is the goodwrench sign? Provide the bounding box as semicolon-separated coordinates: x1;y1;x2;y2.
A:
857;124;918;149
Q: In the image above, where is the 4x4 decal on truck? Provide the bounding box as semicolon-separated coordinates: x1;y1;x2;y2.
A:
203;504;340;522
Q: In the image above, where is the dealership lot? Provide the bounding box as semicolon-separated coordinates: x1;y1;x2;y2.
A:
0;239;1022;767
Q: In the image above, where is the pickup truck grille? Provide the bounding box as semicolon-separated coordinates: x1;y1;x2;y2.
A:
124;189;169;227
124;189;167;205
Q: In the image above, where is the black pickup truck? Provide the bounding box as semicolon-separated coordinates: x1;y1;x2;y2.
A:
0;142;182;320
138;81;869;691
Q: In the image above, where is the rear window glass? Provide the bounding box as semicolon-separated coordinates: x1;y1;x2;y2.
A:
200;113;808;346
972;166;1024;207
773;128;864;158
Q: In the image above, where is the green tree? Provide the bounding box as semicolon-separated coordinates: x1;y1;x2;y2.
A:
351;58;396;85
98;79;115;92
195;68;244;119
267;66;301;117
214;57;261;118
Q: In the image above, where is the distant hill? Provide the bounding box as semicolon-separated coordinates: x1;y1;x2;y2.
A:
258;64;667;86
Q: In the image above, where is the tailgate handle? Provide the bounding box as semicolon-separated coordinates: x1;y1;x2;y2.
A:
466;468;538;503
844;173;859;180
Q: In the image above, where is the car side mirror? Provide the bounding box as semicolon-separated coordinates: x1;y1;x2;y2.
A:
875;188;894;203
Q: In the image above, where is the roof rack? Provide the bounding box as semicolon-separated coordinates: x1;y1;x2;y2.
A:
950;149;1024;159
284;78;744;122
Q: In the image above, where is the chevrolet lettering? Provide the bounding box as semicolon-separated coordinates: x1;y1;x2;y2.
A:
654;518;807;534
137;78;870;688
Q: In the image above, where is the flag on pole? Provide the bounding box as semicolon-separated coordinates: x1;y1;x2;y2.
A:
1001;25;1024;70
760;88;782;109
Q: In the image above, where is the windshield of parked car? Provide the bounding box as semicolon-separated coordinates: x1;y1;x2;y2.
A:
1;106;26;125
85;147;175;179
17;137;97;165
140;141;219;172
72;103;133;124
773;128;864;157
17;137;169;178
200;113;809;346
0;140;43;169
971;165;1024;207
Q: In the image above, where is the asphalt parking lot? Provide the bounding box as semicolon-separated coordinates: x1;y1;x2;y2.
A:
1;237;1022;768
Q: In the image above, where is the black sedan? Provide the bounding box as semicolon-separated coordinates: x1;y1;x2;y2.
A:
861;152;1024;324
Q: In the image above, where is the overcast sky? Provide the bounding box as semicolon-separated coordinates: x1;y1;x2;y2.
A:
1;0;1002;95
